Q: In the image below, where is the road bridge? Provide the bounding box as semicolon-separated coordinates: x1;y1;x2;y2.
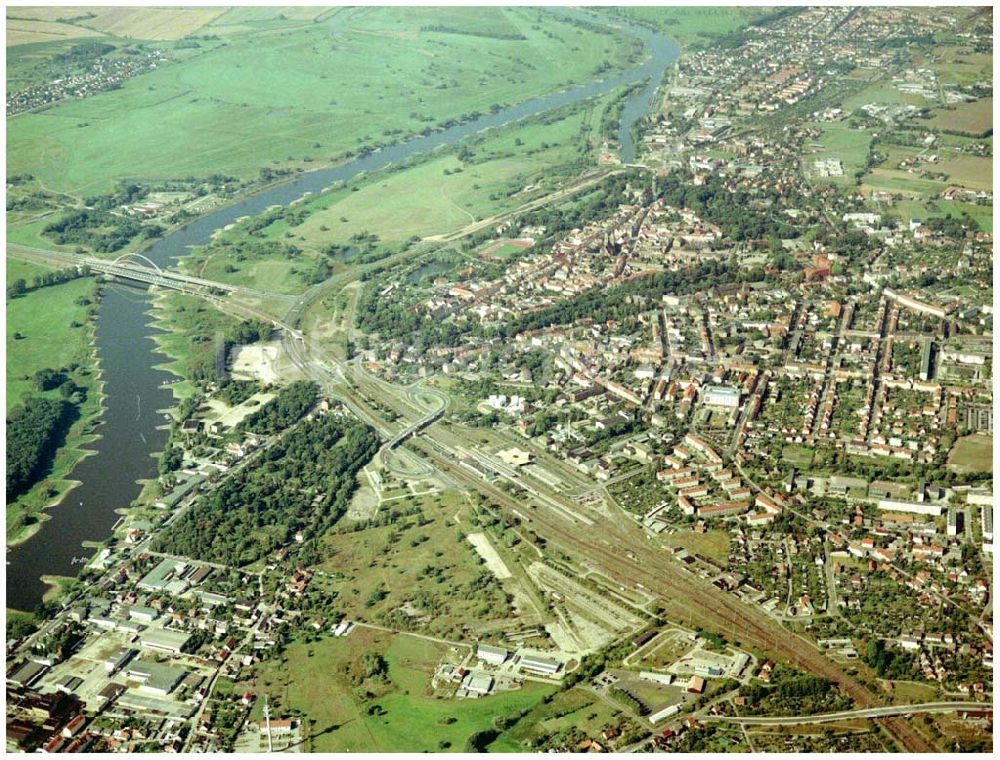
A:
8;244;297;302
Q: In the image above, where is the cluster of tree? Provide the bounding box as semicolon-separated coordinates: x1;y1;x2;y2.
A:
515;173;633;248
6;266;92;299
355;287;466;348
236;380;319;435
43;208;159;252
35;621;84;658
226;319;271;345
215;379;261;406
419;24;525;40
84;180;147;212
156;413;378;565
7;397;75;500
258;166;296;183
656;170;800;242
864;639;919;680
561;637;637;689
738;667;849;717
497;259;741;337
6;616;38;642
54;40;116;64
925;213;979;236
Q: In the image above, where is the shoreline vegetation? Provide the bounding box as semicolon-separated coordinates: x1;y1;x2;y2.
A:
5;279;107;548
4;6;669;616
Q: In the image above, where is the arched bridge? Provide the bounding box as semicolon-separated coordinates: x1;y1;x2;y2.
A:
8;243;296;302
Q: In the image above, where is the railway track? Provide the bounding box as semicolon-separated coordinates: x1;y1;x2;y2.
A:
409;434;933;753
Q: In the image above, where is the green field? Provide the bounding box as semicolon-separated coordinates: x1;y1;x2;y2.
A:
189;95;609;291
292;108;598;244
862;169;946;196
314;489;517;641
490;686;625;751
807;122;873;184
149;291;243;400
7;7;637;199
482;241;533;260
5;276;104;542
887;198;993;232
6;277;98;410
841;83;931;113
662;530;731;565
781;443;816;467
608;7;758;47
249;627;554;752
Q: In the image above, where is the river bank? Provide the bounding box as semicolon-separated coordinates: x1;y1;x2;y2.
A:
5;278;107;548
5;13;681;613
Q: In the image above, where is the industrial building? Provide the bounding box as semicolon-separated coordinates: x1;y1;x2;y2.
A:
476;644;509;666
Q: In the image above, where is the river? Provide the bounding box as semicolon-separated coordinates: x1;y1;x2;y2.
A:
6;14;678;612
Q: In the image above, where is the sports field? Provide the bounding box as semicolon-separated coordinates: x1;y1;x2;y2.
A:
947;434;992;474
7;7;636;198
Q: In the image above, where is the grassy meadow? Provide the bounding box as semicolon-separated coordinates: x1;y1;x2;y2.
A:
7;7;637;199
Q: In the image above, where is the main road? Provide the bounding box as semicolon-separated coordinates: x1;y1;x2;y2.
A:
703;701;991;726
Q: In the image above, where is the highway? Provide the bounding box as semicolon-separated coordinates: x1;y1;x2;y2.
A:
703;701;991;726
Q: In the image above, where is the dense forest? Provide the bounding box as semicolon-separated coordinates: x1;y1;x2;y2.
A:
155;413;379;565
236;380;319;435
6;397;75;500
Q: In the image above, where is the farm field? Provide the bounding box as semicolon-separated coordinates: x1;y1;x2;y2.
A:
247;627;553;753
7;7;638;198
931;154;992;191
6;17;106;46
7;7;225;42
923;98;993;136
